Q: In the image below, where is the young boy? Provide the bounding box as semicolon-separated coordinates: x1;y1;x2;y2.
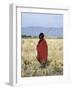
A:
36;33;48;68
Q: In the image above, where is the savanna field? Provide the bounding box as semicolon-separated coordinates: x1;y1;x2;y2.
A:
21;38;63;77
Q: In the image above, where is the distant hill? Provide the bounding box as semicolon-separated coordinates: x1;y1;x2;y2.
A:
21;27;63;38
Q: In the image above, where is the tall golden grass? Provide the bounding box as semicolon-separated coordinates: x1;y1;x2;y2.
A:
21;38;63;77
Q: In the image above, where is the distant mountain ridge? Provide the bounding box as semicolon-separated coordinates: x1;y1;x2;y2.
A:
21;26;63;38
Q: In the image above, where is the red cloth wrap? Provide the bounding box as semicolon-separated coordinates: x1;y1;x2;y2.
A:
37;39;48;63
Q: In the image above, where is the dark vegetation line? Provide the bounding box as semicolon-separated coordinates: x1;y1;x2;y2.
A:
21;35;63;39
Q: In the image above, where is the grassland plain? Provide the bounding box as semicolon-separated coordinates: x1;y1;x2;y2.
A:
21;38;63;77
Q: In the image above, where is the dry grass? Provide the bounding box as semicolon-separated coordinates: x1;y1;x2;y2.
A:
21;38;63;77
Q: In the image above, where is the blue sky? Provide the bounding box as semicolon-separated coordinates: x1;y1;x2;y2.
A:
21;12;63;36
21;13;63;28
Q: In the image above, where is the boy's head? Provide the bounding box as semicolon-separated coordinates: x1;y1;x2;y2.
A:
39;33;44;40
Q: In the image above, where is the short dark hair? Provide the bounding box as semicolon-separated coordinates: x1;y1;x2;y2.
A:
39;33;44;39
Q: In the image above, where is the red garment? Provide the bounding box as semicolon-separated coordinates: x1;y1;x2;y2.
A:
37;39;48;63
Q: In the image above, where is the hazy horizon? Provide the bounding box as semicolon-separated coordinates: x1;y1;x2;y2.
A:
21;13;63;37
